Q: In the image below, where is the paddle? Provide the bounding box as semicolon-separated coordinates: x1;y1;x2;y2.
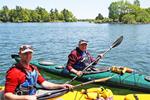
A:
37;75;115;100
11;54;20;62
65;36;123;84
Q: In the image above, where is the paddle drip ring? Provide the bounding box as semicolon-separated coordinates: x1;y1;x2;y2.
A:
39;60;54;66
144;76;150;82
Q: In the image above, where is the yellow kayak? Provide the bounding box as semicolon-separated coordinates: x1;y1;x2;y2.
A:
50;92;150;100
1;86;150;100
40;87;150;100
50;91;150;100
124;94;150;100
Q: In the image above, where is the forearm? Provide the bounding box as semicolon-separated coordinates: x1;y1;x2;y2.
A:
70;68;78;74
41;81;63;89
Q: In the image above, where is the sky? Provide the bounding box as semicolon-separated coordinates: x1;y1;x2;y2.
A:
0;0;150;19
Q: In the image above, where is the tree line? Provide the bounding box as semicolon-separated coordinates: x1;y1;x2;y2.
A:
95;0;150;24
0;6;77;22
0;0;150;24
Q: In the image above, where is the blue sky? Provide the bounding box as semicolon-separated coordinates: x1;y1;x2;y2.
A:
0;0;150;19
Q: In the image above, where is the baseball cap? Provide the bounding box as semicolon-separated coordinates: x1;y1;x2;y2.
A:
19;45;33;54
78;40;88;45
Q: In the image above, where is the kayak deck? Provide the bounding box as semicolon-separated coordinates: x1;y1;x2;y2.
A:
1;85;149;100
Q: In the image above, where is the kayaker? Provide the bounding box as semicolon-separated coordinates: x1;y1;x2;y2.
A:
4;45;73;100
65;40;104;76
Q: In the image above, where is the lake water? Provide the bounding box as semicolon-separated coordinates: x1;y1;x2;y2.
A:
0;22;150;92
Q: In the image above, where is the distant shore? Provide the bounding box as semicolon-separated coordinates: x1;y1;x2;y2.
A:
1;20;150;24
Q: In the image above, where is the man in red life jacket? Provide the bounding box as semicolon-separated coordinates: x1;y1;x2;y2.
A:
66;40;104;76
4;45;73;100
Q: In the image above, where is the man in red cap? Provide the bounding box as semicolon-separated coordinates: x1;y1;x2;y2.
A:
4;45;73;100
66;40;103;76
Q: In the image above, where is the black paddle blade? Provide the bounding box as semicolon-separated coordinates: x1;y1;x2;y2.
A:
11;54;20;62
112;36;123;48
37;89;68;100
11;54;19;59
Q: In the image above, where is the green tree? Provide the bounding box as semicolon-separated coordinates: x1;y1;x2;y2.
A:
127;4;141;15
108;2;119;21
49;9;55;21
145;7;150;14
20;8;30;22
95;13;104;20
9;6;30;22
8;6;22;22
108;1;130;22
136;9;150;23
0;6;10;22
108;0;149;23
14;6;23;22
54;8;59;21
50;8;60;21
30;10;40;22
35;7;49;22
9;9;20;22
108;0;131;22
126;5;150;23
58;12;65;21
60;9;77;22
0;6;77;22
122;13;136;24
134;0;140;7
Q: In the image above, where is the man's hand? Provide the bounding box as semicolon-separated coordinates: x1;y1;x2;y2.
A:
70;69;83;76
98;53;104;59
61;84;74;89
76;71;83;76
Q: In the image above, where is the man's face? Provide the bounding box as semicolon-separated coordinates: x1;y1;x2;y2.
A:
79;43;87;51
20;52;32;64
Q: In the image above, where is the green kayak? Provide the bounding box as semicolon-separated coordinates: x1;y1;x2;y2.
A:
12;54;150;93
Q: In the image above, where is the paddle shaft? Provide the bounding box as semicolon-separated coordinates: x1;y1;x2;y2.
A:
74;76;113;88
65;35;123;84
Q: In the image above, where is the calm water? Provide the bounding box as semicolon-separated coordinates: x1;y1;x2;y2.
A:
0;22;150;93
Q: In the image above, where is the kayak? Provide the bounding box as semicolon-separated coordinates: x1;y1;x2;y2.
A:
12;55;150;93
0;86;150;100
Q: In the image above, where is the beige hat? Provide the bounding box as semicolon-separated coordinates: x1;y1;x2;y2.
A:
19;45;33;54
78;40;88;45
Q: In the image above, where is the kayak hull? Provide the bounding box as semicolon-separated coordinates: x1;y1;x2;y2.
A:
30;60;150;92
12;56;150;92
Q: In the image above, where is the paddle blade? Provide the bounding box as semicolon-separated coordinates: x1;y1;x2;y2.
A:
37;89;68;100
94;77;112;83
111;36;123;48
11;54;19;59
